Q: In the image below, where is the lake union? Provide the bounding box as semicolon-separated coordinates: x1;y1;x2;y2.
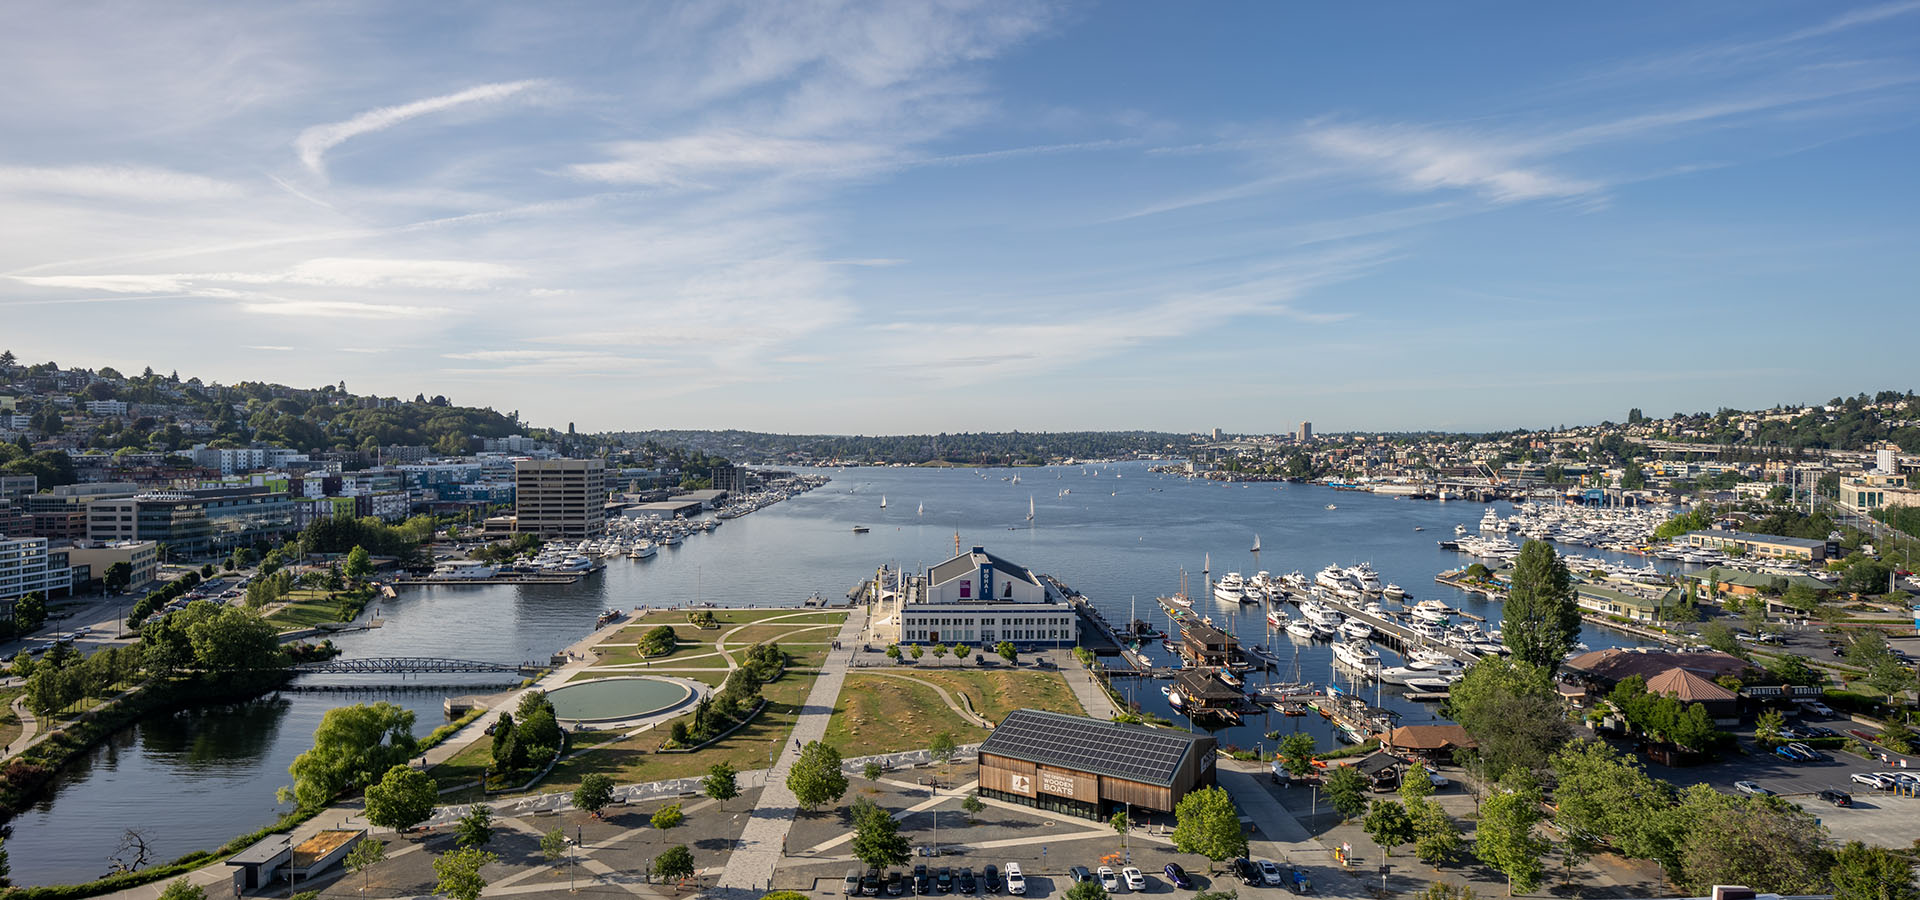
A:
10;462;1666;885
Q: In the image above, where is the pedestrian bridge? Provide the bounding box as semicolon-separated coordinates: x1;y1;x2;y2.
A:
291;656;541;676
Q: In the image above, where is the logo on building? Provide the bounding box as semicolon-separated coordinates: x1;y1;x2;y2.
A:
1009;774;1031;795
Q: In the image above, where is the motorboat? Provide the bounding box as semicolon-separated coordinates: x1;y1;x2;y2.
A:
429;560;498;581
1404;676;1455;693
1313;565;1347;591
628;541;657;559
1214;572;1247;603
1346;563;1384;594
1266;607;1290;628
1286;620;1318;640
1383;584;1407;600
1332;641;1382;673
1245;644;1282;666
1409;600;1453;623
1339;620;1373;641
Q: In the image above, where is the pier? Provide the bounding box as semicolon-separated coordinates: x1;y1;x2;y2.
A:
391;573;586;586
1283;592;1479;666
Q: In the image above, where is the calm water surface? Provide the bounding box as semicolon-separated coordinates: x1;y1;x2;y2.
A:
9;462;1667;884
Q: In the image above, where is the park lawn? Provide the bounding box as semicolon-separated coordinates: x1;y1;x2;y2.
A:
591;642;729;668
781;646;830;672
822;674;989;760
700;609;847;626
906;668;1084;722
264;590;358;630
0;685;24;748
716;623;841;648
514;666;825;795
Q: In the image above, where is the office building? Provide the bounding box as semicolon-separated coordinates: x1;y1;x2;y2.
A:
1;535;74;602
1298;421;1313;442
514;458;607;537
65;541;160;591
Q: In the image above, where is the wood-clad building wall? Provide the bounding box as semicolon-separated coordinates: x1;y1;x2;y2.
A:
979;750;1204;816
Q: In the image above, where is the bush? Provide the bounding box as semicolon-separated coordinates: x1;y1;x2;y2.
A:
639;625;678;657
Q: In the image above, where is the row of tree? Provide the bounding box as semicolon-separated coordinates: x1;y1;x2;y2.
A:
489;692;565;779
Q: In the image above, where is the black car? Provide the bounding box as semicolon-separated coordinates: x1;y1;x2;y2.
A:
957;868;977;895
1234;858;1262;886
1818;789;1853;807
1803;726;1840;739
936;867;955;894
1164;864;1192;890
1068;866;1092;884
886;872;906;896
983;865;1003;894
862;871;884;897
915;865;932;895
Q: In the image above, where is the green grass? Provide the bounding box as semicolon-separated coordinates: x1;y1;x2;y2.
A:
823;673;989;759
0;685;25;749
903;668;1085;722
263;590;361;630
591;642;731;667
717;623;842;647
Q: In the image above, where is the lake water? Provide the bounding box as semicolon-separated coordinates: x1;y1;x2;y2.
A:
7;462;1667;885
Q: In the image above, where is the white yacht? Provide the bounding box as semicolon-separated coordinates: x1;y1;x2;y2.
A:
429;560;497;581
1266;607;1290;628
1410;600;1453;623
1346;563;1384;594
1214;572;1247;604
1313;565;1347;591
1382;583;1407;600
1285;619;1318;640
1339;620;1373;641
1332;641;1382;673
627;541;657;559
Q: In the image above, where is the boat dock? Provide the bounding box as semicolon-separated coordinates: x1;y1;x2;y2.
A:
392;573;586;586
1051;576;1128;656
1286;592;1479;666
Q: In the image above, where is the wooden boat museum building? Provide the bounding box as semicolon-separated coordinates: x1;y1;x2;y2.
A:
977;709;1217;820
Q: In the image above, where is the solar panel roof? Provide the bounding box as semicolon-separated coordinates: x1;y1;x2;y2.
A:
979;709;1212;787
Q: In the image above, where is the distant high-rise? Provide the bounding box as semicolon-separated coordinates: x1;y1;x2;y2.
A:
514;458;607;538
1298;421;1313;442
1211;427;1222;441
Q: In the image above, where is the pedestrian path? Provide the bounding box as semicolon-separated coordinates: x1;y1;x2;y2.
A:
5;695;41;760
1060;656;1122;719
710;611;867;898
1217;766;1363;900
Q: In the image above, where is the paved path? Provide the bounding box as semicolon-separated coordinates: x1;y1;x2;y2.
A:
853;670;993;727
1061;656;1122;719
1217;765;1363;899
711;611;867;898
4;694;41;760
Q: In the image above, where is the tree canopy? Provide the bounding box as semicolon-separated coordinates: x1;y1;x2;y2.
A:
1170;785;1247;861
1501;540;1581;669
287;702;418;809
787;741;849;811
1445;657;1570;778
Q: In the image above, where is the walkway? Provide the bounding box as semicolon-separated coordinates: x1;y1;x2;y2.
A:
4;694;40;759
1216;765;1363;900
1060;655;1122;720
711;610;867;898
853;671;992;728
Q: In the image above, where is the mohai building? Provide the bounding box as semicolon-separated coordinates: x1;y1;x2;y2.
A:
868;545;1079;648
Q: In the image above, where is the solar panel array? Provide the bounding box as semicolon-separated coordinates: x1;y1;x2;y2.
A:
982;710;1201;786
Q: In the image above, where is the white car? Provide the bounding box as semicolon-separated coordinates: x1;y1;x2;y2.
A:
1427;770;1450;788
1097;867;1119;891
1121;867;1146;891
1005;864;1025;895
1803;701;1835;717
1258;860;1285;887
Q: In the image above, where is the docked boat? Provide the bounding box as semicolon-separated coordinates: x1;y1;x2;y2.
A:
1313;565;1347;591
1338;620;1373;641
628;541;657;559
1383;583;1407;600
1245;643;1282;666
429;560;498;581
1266;607;1289;628
1332;641;1382;673
1409;600;1453;623
1404;675;1458;693
1346;563;1384;594
1285;620;1318;640
1213;572;1247;603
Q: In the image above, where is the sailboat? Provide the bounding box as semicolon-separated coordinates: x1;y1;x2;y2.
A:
917;501;924;517
1027;495;1035;522
880;495;887;509
1251;534;1262;553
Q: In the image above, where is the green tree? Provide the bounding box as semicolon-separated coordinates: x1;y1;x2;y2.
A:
1445;657;1569;778
1476;775;1549;895
1829;840;1918;900
363;765;437;832
344;837;386;893
1362;799;1414;858
1676;799;1827;895
886;644;902;661
931;643;947;659
997;641;1017;663
652;845;694;882
1417;883;1478;900
432;847;495;900
573;773;616;818
1867;658;1918;705
1170;785;1248;862
1699;620;1743;657
1191;890;1238;900
1279;732;1317;779
864;761;884;781
455;804;494;849
288;702;418;809
931;731;957;763
1547;740;1677;866
1400;760;1434;806
1501;541;1581;670
156;879;208;900
1324;765;1370;821
103;561;133;591
704;762;740;802
1109;809;1129;846
910;645;924;660
1753;709;1786;743
185;604;283;672
850;798;913;870
540;828;567;865
787;740;848;811
344;545;373;581
1410;799;1463;866
12;592;46;632
1066;881;1109;900
963;792;985;823
651;802;685;830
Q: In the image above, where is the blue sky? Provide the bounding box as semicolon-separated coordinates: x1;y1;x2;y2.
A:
3;2;1916;434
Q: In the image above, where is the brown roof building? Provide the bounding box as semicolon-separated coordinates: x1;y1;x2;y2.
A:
1645;666;1740;721
1382;724;1477;758
1564;648;1753;687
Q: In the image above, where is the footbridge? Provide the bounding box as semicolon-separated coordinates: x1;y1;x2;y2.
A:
291;656;544;676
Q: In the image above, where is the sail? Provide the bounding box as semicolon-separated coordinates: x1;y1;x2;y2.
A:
1027;495;1035;521
880;495;887;508
1252;533;1262;552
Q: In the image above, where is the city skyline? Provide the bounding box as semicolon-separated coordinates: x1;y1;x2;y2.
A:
3;2;1917;434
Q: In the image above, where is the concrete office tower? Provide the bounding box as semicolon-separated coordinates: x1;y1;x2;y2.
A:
514;458;607;537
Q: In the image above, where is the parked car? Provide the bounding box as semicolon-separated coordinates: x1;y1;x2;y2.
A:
1259;860;1286;887
1005;864;1025;896
1883;772;1920;787
1097;867;1119;891
1818;789;1853;807
1121;868;1146;891
1233;858;1262;886
936;867;955;893
1774;745;1810;762
1803;701;1835;717
846;871;863;896
1427;770;1450;788
1802;725;1839;738
1163;864;1192;890
1067;866;1092;885
887;872;906;896
983;865;1002;895
1777;726;1806;740
1787;742;1830;762
914;865;932;895
862;871;884;897
1851;772;1893;789
1734;781;1772;796
958;868;977;895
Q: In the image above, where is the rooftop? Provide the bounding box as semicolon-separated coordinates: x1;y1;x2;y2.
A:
979;708;1213;787
1645;667;1737;702
1686;530;1827;550
928;545;1042;588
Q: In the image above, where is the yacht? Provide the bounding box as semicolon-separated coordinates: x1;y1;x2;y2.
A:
1404;675;1458;693
1286;619;1318;640
1314;565;1348;591
1382;583;1407;600
1454;523;1467;536
627;541;657;559
429;560;498;581
1213;572;1247;603
1346;563;1384;594
1245;644;1282;666
1266;607;1290;628
1332;641;1382;673
1410;600;1453;623
1338;620;1373;641
1309;617;1340;639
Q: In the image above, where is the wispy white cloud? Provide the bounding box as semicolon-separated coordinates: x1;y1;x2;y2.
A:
240;300;449;319
1305;123;1602;204
0;165;241;202
295;80;545;178
566;132;892;187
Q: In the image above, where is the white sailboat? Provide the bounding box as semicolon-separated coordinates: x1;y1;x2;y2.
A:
917;501;924;517
880;495;887;509
1251;533;1262;553
1027;495;1035;522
